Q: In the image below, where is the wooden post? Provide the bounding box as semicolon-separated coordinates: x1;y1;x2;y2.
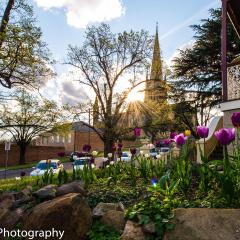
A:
221;0;228;101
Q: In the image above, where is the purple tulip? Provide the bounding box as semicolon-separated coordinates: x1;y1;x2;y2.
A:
214;128;235;145
118;143;123;149
196;126;209;138
231;112;240;127
57;152;65;157
117;147;122;152
155;141;161;148
134;128;141;137
82;144;91;152
112;144;117;151
163;139;171;145
170;132;177;139
174;133;186;146
130;148;137;155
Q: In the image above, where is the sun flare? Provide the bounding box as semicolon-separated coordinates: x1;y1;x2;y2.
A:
126;86;144;103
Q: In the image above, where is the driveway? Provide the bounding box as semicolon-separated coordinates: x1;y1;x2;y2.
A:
0;162;73;180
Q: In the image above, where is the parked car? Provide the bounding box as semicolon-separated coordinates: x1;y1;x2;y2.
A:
159;147;170;153
121;152;131;161
149;148;158;159
30;159;63;176
70;151;93;162
72;157;94;170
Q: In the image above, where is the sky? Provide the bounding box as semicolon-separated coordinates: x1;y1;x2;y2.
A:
28;0;221;105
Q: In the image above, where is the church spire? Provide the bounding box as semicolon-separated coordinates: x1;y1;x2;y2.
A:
150;22;162;81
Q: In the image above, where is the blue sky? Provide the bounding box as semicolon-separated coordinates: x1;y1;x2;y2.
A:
29;0;221;104
31;0;220;65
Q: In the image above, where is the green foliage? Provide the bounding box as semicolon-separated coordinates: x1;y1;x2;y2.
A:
126;172;179;239
77;163;97;188
87;179;143;208
0;0;52;89
87;220;120;240
172;8;240;129
173;142;192;195
41;168;54;185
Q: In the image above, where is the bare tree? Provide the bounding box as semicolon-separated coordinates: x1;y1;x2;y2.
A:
67;24;152;155
0;89;60;164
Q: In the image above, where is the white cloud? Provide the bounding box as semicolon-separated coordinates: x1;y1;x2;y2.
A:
167;40;195;68
40;67;93;106
34;0;125;28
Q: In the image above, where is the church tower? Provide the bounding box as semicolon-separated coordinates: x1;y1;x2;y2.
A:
144;23;167;103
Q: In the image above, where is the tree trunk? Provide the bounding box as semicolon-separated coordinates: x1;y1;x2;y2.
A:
104;137;114;157
0;0;15;49
19;143;27;165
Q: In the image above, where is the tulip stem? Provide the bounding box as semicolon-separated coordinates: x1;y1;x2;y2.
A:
223;145;229;175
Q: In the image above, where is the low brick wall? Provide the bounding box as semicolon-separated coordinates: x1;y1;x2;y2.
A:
0;144;65;167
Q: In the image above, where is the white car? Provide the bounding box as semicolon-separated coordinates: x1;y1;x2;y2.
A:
121;152;131;162
73;157;94;170
30;159;63;176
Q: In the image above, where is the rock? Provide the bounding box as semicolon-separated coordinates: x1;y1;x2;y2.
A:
11;196;33;209
0;208;24;229
93;202;125;218
0;193;15;218
23;193;92;240
142;221;155;234
56;181;86;197
33;185;57;200
101;210;126;232
120;220;145;240
164;208;240;240
21;186;33;196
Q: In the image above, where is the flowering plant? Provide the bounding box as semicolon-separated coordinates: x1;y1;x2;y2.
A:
83;144;91;152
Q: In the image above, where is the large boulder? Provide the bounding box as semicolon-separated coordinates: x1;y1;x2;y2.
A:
0;193;24;229
23;193;92;240
93;202;124;218
120;220;145;240
0;208;24;229
101;210;126;232
164;208;240;240
56;181;86;197
33;185;57;200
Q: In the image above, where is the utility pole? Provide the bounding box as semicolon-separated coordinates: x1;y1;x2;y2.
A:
88;108;91;145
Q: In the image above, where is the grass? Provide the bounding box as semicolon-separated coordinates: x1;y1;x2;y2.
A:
0;175;41;192
0;156;70;171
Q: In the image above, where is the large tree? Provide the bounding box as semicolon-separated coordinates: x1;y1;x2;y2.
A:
171;8;240;130
0;89;60;164
67;24;152;155
0;0;52;89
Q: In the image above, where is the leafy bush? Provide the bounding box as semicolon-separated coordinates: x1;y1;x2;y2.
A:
87;220;120;240
126;172;179;239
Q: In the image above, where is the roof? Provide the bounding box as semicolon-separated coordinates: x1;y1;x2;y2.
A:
228;0;240;38
72;121;102;133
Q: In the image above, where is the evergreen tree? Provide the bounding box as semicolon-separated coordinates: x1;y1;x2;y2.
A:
172;8;240;128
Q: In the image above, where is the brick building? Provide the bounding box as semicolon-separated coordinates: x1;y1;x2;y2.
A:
0;144;65;167
36;121;136;154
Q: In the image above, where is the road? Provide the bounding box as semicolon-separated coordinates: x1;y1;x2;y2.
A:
0;162;73;180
